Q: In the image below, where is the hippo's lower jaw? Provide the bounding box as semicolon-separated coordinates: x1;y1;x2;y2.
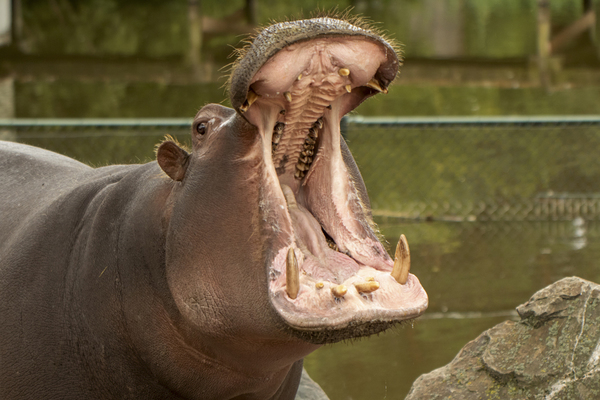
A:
230;20;428;343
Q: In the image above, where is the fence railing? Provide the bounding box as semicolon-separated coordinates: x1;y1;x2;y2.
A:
2;115;600;221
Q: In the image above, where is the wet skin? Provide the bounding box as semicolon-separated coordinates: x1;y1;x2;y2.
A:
0;17;427;400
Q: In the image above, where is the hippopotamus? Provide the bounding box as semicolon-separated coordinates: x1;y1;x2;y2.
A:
0;16;427;399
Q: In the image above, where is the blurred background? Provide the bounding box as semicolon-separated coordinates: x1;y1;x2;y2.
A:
2;0;600;399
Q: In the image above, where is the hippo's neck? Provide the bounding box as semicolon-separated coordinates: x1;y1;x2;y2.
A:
65;162;311;399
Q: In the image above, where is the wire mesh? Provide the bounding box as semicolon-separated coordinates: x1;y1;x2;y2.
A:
2;116;600;221
344;116;600;221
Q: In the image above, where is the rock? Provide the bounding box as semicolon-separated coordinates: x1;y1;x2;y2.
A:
405;277;600;399
296;368;330;400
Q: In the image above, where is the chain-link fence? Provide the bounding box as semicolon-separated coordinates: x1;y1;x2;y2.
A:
344;116;600;221
2;116;600;221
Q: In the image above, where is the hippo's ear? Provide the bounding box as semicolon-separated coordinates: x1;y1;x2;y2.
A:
156;140;189;181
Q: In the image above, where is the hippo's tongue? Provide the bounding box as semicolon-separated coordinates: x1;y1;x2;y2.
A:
281;184;361;284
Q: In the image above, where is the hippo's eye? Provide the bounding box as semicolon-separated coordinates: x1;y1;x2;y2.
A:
195;123;207;135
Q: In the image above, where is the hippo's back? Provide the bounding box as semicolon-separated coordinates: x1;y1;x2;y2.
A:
0;141;132;245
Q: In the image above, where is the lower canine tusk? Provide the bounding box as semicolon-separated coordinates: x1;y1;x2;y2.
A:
392;234;410;284
286;248;299;299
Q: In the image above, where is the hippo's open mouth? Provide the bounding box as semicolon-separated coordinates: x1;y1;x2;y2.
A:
229;18;428;343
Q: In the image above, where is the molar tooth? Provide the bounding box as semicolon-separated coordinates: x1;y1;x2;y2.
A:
338;68;350;76
297;162;309;171
392;234;410;284
354;281;380;293
331;285;347;298
294;170;305;180
284;91;292;102
315;282;324;289
315;118;323;129
274;122;285;133
286;248;299;300
345;85;352;93
366;78;388;94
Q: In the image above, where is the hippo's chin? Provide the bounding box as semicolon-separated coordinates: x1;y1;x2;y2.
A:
228;17;428;344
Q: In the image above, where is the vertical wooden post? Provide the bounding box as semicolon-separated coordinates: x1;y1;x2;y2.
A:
187;0;203;70
537;0;551;87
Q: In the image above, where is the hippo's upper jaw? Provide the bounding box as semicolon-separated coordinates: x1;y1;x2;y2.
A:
229;18;428;344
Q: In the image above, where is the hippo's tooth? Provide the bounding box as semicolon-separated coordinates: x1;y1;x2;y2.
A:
247;89;259;105
392;234;410;284
315;282;324;289
284;91;292;102
345;85;352;93
366;78;388;94
281;184;298;209
314;118;323;129
286;248;299;300
338;68;350;76
331;285;347;298
240;90;260;112
354;281;380;293
297;74;303;80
